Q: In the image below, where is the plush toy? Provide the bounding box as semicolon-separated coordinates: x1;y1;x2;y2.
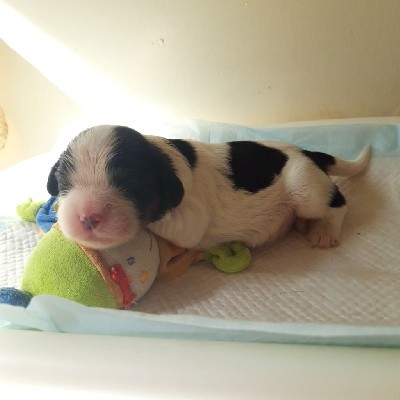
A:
0;198;251;309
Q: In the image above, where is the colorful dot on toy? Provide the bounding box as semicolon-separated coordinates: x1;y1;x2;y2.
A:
205;243;251;273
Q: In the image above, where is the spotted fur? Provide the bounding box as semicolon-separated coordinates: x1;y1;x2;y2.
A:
48;125;370;250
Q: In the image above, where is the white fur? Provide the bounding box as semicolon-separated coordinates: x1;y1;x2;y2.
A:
56;126;370;250
147;140;369;249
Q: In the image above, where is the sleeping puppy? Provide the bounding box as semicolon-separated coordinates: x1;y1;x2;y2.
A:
47;125;370;251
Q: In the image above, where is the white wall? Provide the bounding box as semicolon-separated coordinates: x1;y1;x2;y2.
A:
0;41;84;169
1;0;400;167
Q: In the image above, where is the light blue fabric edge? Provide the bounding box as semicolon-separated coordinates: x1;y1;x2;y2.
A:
1;295;400;347
169;119;400;159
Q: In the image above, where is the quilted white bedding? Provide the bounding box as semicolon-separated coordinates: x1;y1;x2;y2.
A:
0;218;41;288
0;120;399;346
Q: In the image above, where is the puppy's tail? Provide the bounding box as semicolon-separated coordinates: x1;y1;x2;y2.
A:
328;146;371;177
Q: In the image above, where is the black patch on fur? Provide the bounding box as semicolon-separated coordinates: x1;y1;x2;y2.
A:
47;161;60;196
109;126;184;221
47;148;75;196
330;185;346;208
167;139;197;169
227;141;288;193
302;150;336;174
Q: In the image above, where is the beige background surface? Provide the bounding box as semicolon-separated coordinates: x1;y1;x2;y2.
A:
1;0;400;166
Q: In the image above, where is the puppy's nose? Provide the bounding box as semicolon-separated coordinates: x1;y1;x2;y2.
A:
80;214;102;230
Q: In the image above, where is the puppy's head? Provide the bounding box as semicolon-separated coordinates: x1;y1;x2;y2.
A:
48;125;184;249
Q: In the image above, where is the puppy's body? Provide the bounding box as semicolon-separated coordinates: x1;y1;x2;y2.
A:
147;138;296;249
48;125;369;250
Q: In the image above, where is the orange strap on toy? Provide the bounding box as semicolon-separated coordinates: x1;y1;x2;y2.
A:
156;235;204;280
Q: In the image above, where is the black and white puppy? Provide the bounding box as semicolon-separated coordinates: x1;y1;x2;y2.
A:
48;125;369;251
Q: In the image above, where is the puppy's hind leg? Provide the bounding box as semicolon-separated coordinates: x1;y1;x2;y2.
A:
308;186;347;248
295;184;347;248
292;147;369;248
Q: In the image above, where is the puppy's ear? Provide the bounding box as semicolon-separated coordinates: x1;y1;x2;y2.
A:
161;170;184;210
150;167;184;221
47;160;60;196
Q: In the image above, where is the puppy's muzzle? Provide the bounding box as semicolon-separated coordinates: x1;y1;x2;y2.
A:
80;214;102;230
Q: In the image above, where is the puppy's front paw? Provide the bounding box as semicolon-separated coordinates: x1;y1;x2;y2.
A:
294;218;310;234
307;220;340;249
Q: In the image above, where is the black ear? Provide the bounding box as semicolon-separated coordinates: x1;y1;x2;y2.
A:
47;160;60;196
149;158;184;222
160;169;184;211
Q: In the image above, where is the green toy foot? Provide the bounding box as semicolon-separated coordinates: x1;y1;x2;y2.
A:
205;243;251;273
16;198;45;222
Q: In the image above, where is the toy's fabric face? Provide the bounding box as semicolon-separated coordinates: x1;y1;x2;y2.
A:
47;125;184;250
99;229;160;307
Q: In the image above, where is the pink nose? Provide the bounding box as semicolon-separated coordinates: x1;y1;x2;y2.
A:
80;214;102;230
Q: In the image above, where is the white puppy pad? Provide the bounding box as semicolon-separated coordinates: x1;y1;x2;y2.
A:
135;158;400;326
